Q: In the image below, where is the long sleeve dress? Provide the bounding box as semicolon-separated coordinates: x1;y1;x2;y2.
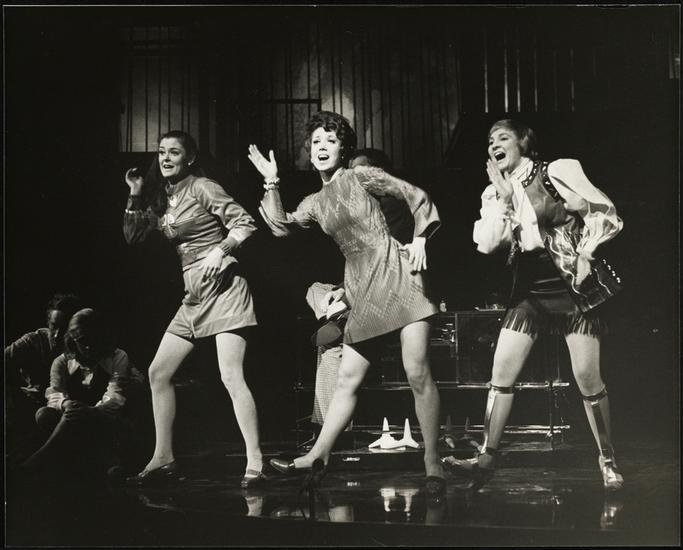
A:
123;174;258;339
260;165;440;344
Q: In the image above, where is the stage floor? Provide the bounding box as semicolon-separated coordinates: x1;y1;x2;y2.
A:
6;435;679;546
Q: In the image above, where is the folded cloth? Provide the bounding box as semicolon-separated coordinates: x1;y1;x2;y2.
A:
311;310;350;347
305;282;337;320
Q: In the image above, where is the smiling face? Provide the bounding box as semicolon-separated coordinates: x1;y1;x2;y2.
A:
488;127;524;174
310;127;343;180
158;137;193;182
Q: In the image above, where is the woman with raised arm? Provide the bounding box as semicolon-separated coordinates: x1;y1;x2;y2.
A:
123;130;265;488
442;119;624;491
248;111;445;494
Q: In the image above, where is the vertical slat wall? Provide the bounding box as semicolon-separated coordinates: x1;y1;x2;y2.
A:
119;10;678;177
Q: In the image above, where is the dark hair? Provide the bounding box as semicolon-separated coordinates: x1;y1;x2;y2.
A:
143;130;205;216
64;308;115;361
305;111;357;166
349;148;394;172
488;119;539;160
46;293;82;322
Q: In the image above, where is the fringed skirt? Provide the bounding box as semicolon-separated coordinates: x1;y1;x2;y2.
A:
502;250;601;338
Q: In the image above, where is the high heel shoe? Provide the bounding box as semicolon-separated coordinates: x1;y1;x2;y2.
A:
125;461;178;487
241;469;268;489
270;457;327;483
599;456;624;491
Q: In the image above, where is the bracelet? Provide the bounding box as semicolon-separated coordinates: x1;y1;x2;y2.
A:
263;181;279;191
264;176;280;185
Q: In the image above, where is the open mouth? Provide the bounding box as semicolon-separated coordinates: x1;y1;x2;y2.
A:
317;154;330;162
493;151;506;161
162;164;174;170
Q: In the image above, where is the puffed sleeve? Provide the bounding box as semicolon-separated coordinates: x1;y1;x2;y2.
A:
44;354;70;410
95;349;131;414
123;195;159;244
352;166;440;239
472;184;516;254
194;178;257;255
548;159;623;260
259;189;317;237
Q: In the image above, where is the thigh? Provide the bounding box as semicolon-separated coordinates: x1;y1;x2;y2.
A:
215;331;248;376
491;328;537;386
149;332;195;377
337;343;372;388
565;332;601;376
399;320;431;370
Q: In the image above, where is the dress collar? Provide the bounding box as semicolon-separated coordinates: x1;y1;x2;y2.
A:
166;173;194;196
321;167;344;186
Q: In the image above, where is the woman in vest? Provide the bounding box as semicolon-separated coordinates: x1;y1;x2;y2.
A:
442;119;624;491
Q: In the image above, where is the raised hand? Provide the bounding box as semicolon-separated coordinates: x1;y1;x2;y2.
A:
247;144;278;181
125;168;144;195
486;159;513;204
400;236;428;272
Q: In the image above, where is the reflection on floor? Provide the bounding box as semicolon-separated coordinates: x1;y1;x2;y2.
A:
5;437;679;546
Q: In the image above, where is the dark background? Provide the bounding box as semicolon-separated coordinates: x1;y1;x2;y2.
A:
4;6;679;447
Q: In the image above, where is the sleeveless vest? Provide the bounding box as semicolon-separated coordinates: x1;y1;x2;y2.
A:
515;160;621;313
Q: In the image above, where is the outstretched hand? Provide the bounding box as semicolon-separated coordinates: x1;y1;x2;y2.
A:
400;237;428;272
486;159;513;204
247;145;278;181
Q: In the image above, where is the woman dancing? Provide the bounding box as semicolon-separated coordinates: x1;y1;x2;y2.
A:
248;111;445;492
123;130;265;488
442;119;624;490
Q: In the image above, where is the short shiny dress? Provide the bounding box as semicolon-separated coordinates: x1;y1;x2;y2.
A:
124;174;258;340
260;166;440;344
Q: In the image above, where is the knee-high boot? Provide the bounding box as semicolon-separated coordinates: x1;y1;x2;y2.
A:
582;386;624;490
442;383;515;476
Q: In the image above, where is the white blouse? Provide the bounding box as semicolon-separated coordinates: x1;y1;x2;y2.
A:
472;158;623;260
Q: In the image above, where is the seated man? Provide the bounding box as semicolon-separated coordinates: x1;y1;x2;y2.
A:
22;308;134;483
5;293;82;455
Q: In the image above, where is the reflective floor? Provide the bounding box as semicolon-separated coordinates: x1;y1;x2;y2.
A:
6;437;679;546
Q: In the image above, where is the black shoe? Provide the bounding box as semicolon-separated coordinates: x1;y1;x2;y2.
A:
269;457;301;475
125;461;178;487
241;469;269;489
424;475;447;496
441;456;495;491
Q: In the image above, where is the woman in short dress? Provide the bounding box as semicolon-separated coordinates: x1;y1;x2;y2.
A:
248;111;445;491
123;130;265;488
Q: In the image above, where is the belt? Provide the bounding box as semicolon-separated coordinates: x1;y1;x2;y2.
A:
176;242;219;268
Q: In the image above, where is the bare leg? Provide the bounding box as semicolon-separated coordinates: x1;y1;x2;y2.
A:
293;344;371;469
145;332;195;472
399;320;443;478
215;331;262;474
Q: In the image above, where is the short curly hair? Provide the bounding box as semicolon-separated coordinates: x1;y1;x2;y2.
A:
488;119;539;160
305;111;357;165
46;293;82;322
